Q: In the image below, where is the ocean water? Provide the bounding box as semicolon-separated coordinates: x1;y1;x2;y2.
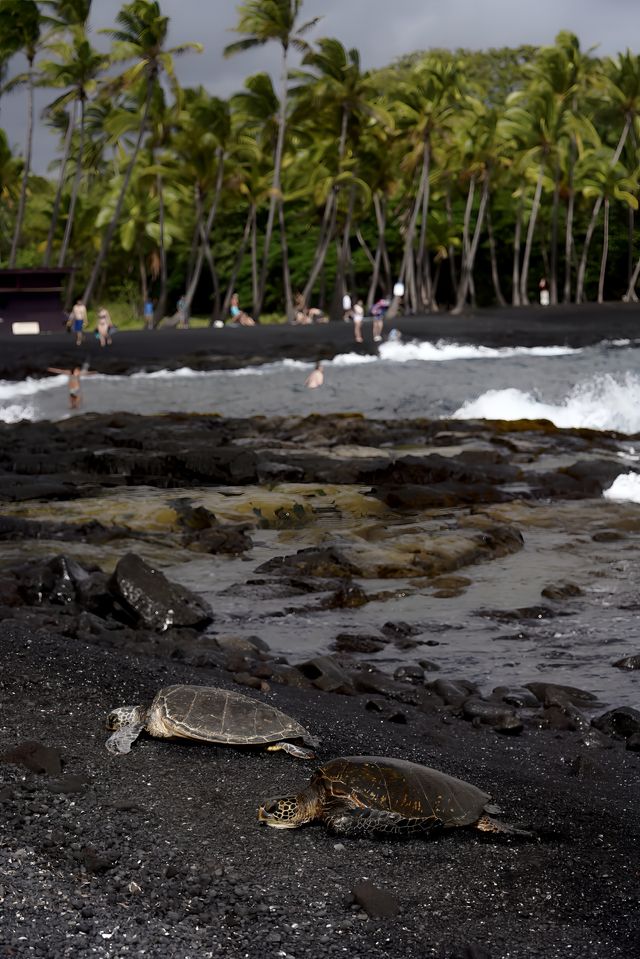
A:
3;333;640;708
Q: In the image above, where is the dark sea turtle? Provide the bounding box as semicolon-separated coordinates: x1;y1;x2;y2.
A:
105;684;318;759
258;756;532;837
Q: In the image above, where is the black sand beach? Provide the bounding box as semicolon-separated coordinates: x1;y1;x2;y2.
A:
2;302;640;380
1;304;640;959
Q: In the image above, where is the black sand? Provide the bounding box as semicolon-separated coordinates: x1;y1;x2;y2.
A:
2;302;640;380
1;303;639;958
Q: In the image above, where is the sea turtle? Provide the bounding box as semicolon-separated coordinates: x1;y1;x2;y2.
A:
258;756;532;837
105;684;319;759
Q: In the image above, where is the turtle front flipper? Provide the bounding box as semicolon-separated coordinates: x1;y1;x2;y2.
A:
267;741;317;760
322;806;443;838
105;721;145;755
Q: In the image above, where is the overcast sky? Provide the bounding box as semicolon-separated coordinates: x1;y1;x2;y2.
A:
3;0;640;174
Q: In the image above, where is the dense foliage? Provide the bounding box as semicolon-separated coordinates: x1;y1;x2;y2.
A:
1;0;640;324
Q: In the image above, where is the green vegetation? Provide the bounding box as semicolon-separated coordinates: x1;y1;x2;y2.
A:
1;0;640;326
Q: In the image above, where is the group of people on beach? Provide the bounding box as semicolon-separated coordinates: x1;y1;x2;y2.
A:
67;299;114;347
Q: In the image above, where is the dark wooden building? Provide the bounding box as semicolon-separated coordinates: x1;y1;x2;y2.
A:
0;268;71;335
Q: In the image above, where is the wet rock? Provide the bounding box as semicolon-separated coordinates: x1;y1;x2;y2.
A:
323;583;368;609
350;880;400;918
382;621;422;639
428;678;479;707
525;682;599;707
541;702;589;732
0;741;63;776
418;659;441;672
232;672;269;692
541;582;582;602
482;605;560;623
256;546;360;579
296;656;355;694
490;686;540;708
393;665;425;684
591;706;640;739
612;654;640;670
332;632;386;654
353;668;444;713
215;634;270;656
109;553;212;631
591;529;625;542
462;698;520;730
270;665;313;688
626;733;640;752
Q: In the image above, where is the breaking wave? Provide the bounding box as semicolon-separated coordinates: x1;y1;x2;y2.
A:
603;472;640;504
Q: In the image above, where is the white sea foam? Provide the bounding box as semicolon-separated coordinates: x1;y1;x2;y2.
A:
452;373;640;434
376;339;579;362
0;403;37;423
603;472;640;504
0;374;67;399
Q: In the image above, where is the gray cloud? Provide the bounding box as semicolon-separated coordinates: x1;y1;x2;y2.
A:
2;0;640;173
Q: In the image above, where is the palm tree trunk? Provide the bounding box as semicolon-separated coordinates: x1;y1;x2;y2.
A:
415;141;431;310
452;175;475;310
576;198;602;304
452;177;489;314
44;103;76;266
9;55;35;267
155;170;168;323
398;155;428;297
83;81;154;305
487;205;506;307
278;198;293;321
445;186;457;294
255;44;289;319
512;198;523;306
184;149;225;312
549;166;560;304
58;97;85;268
519;164;544;304
597;197;609;304
366;194;386;310
221;205;254;322
563;187;575;302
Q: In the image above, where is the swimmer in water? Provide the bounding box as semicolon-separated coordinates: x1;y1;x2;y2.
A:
304;361;324;389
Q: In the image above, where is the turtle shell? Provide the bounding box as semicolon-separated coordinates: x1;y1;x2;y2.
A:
149;685;316;747
315;756;491;828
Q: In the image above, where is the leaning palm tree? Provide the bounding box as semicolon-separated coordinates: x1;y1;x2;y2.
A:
0;0;41;267
82;0;201;306
225;0;319;319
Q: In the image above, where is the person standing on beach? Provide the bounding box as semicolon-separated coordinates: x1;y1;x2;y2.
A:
304;361;324;389
177;294;189;329
96;306;113;346
143;298;154;329
352;299;365;343
46;365;94;410
69;298;87;346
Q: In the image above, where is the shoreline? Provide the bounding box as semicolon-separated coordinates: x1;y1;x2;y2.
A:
1;301;639;380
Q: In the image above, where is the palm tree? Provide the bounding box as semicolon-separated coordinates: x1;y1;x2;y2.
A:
0;0;41;267
291;37;386;316
39;26;105;266
225;0;319;319
82;0;201;306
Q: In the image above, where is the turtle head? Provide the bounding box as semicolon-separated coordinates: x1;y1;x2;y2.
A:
257;790;317;829
105;705;147;755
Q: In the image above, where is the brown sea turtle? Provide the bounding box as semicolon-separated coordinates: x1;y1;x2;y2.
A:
258;756;532;837
105;684;318;759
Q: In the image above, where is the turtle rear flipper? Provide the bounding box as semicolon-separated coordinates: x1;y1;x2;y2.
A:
476;814;534;838
106;722;145;755
266;741;316;760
